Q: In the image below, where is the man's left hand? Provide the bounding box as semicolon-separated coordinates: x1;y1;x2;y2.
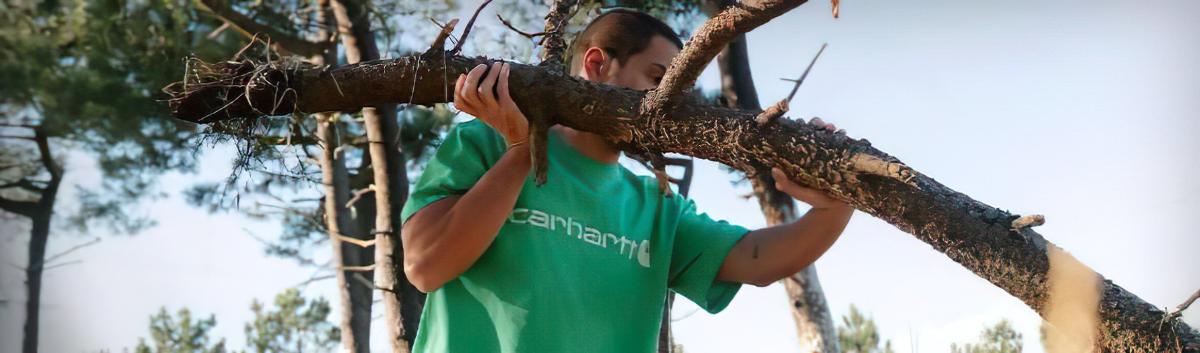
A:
770;117;852;211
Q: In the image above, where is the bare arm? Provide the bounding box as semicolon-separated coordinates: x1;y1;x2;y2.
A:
401;144;530;292
716;118;855;287
401;62;531;293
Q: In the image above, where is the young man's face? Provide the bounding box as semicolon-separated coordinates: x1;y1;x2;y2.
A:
585;35;680;91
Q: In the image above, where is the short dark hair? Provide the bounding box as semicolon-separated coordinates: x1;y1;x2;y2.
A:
566;9;683;75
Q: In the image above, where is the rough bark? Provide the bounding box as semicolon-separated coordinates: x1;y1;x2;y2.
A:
329;0;424;351
539;0;578;68
644;0;807;115
165;2;1200;351
703;1;840;349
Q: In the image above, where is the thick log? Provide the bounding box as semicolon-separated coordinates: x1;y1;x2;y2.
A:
165;47;1199;351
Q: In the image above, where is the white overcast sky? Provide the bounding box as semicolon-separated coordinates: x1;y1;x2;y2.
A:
2;0;1198;352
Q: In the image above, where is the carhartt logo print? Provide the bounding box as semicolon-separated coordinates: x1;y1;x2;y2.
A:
508;207;651;268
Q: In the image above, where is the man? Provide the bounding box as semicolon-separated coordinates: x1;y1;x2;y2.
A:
400;9;852;353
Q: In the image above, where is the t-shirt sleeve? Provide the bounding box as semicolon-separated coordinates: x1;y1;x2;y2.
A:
667;198;751;314
400;119;506;226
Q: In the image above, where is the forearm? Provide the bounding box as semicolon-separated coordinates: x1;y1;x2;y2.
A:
402;144;531;291
719;206;853;286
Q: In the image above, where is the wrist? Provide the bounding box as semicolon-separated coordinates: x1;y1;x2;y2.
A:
503;143;533;171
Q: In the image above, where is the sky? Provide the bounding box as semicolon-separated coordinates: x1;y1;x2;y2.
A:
1;0;1198;352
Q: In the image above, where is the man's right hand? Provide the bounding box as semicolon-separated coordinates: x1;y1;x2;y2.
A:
454;62;529;146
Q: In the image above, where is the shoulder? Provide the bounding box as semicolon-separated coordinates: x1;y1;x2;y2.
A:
453;119;503;142
447;119;506;153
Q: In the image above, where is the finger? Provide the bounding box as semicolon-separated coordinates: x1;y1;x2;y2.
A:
453;74;475;113
498;63;513;107
461;64;487;107
478;62;503;109
453;74;466;105
770;168;797;193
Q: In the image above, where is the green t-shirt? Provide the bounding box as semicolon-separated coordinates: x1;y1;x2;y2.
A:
400;119;751;353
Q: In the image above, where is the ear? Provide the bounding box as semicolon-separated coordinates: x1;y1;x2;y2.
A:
581;47;613;81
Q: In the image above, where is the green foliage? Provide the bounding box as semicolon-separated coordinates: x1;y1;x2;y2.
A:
133;289;338;353
838;304;895;353
244;288;340;353
0;0;242;232
134;308;229;353
951;320;1023;353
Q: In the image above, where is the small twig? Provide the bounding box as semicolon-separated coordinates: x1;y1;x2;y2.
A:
345;185;376;209
783;42;828;103
352;272;391;293
43;237;101;265
207;21;231;39
428;18;459;52
755;42;827;125
428;17;459;47
451;0;493;54
497;14;546;39
335;234;376;248
294;272;335;288
339;264;376;272
42;259;83;272
1011;214;1046;231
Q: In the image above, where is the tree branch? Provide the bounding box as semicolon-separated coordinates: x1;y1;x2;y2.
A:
497;14;545;39
538;0;578;68
643;0;808;115
1168;289;1200;320
0;196;37;218
196;0;330;57
336;234;376;248
42;237;100;266
0;178;45;193
756;42;827;125
339;264;376;272
450;0;493;54
344;185;374;209
41;260;82;272
164;44;1200;351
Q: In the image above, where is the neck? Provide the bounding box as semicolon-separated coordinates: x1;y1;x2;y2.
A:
551;126;620;164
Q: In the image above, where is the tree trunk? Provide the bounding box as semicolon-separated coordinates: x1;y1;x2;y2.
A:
703;1;840;348
17;129;62;353
329;0;423;351
309;2;373;352
317;115;374;353
22;213;50;353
